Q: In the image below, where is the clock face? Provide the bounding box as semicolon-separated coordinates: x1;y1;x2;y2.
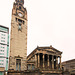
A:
18;13;23;17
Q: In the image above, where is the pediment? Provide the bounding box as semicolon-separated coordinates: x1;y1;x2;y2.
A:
36;49;61;55
36;46;62;54
27;46;62;60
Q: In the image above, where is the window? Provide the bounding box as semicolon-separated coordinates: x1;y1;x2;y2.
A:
0;50;4;52
1;34;5;36
0;63;4;65
0;60;4;62
3;47;4;48
1;40;5;42
16;18;24;24
0;53;4;55
18;19;22;23
28;64;31;70
18;24;22;31
16;59;21;71
0;46;5;48
19;6;21;10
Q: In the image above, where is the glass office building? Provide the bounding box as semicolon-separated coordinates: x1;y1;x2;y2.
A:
0;25;9;75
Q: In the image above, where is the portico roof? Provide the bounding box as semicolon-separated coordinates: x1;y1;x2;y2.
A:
27;45;62;59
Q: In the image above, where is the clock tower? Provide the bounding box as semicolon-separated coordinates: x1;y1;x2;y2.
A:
9;0;27;71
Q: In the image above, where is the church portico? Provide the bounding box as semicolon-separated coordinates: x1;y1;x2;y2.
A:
27;46;62;74
34;53;61;70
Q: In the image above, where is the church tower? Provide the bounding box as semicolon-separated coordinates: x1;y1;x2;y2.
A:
9;0;27;71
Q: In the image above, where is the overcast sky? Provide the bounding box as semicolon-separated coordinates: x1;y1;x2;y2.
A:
0;0;75;62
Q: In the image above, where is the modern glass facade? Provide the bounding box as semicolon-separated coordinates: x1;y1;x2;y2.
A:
0;25;9;75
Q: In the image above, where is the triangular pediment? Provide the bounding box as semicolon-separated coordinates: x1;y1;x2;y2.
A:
27;45;62;60
36;45;62;54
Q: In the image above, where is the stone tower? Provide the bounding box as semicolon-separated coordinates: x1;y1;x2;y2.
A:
9;0;27;71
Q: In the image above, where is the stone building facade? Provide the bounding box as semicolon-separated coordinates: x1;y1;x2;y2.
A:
8;46;63;75
27;46;62;75
62;59;75;75
9;0;27;71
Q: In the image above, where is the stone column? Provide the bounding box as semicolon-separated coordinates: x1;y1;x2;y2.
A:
60;56;62;70
48;55;50;68
43;54;45;68
38;54;40;68
56;56;58;69
52;55;54;69
35;54;37;68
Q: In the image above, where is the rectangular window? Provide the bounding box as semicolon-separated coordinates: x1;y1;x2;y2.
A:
3;47;5;48
28;64;31;70
32;64;35;70
1;34;5;36
0;46;5;48
1;37;5;39
0;63;4;65
16;59;21;71
1;40;5;42
0;53;4;55
0;50;4;52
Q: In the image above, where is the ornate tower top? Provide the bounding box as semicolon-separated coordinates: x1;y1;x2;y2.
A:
15;0;24;5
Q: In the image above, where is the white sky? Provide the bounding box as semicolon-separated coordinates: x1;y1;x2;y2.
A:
0;0;75;62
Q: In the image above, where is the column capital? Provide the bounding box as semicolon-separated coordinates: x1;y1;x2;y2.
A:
58;55;61;58
35;53;37;55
